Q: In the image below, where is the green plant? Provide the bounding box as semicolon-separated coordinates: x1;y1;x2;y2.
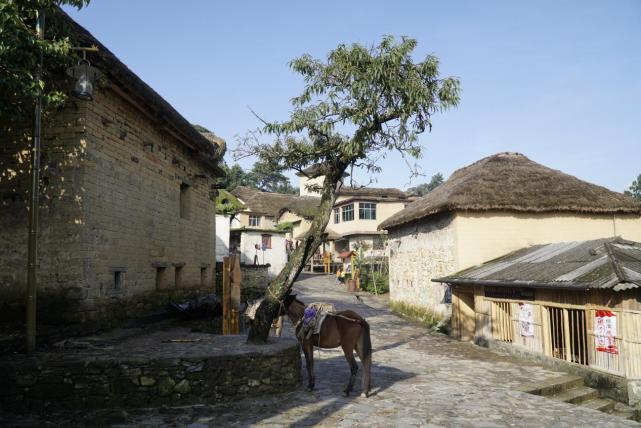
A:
275;221;294;232
390;300;443;330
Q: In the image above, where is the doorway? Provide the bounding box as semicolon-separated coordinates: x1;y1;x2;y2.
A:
458;291;476;341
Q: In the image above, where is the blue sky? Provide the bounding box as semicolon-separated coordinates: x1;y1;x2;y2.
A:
64;1;641;192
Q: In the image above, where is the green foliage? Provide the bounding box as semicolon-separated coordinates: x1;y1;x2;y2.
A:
237;36;461;181
361;271;389;295
275;221;294;232
220;161;298;194
407;173;444;196
215;189;245;215
624;174;641;201
0;0;91;123
390;300;443;330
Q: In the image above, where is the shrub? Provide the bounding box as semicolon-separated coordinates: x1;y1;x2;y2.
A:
390;300;444;330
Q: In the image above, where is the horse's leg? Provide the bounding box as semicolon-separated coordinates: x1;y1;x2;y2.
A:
355;322;372;397
340;342;358;396
302;340;315;391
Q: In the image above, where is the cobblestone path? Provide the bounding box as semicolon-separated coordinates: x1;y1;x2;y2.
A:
5;274;639;427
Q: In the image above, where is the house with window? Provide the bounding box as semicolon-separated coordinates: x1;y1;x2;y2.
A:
0;10;225;327
295;166;413;265
379;152;641;320
229;186;319;276
435;237;641;405
328;187;410;258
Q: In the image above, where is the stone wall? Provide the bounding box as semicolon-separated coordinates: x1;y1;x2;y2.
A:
0;85;219;325
387;213;457;317
0;333;301;412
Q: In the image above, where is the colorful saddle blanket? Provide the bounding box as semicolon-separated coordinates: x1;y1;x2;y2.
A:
298;302;335;340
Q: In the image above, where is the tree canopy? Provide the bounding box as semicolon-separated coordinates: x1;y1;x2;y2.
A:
241;36;461;342
0;0;90;123
406;173;444;196
220;161;298;194
625;174;641;201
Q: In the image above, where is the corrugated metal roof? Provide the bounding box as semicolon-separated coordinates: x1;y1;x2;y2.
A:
434;237;641;291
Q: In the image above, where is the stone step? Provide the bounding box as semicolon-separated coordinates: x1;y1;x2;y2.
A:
521;374;585;396
611;402;640;421
610;409;636;421
549;385;598;405
580;398;615;413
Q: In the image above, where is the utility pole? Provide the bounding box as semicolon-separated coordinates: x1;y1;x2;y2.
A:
26;10;45;353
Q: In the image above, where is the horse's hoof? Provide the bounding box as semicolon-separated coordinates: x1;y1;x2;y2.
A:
360;391;369;398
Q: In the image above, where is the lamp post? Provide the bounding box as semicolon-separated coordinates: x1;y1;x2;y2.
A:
26;10;45;353
26;12;101;352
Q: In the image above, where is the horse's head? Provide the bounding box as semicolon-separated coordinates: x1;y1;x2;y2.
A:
282;292;297;310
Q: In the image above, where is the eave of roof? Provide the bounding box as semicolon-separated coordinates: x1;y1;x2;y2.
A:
61;9;224;174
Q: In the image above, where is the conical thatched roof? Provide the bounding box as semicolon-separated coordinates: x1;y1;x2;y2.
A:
380;152;641;230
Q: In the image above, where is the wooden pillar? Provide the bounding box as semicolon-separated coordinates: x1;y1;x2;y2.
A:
222;256;231;335
230;254;241;334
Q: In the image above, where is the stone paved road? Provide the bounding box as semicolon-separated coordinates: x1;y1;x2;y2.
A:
5;274;640;427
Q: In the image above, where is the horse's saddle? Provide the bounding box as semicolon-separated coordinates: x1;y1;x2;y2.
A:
298;302;335;340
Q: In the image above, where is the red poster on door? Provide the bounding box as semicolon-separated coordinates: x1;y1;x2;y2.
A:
594;310;618;354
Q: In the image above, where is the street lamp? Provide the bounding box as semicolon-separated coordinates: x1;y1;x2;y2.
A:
26;12;99;352
67;49;101;101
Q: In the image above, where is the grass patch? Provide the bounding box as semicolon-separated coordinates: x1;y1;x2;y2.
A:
390;300;444;330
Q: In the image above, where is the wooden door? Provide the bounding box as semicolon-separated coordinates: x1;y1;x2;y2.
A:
458;291;476;341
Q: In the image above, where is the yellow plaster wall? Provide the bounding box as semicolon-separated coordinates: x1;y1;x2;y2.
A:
455;211;641;271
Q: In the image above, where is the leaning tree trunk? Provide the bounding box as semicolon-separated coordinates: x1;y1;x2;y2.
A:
246;167;345;343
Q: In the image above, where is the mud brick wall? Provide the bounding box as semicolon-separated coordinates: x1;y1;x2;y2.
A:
0;335;301;412
387;213;457;318
0;86;219;326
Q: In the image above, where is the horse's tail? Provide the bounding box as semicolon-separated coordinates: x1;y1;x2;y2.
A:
356;319;372;396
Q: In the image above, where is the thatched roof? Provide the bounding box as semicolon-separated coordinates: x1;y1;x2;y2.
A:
380;152;641;230
231;186;320;219
434;237;641;291
60;10;224;171
338;187;407;199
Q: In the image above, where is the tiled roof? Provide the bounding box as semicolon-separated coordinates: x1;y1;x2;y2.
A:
434;237;641;291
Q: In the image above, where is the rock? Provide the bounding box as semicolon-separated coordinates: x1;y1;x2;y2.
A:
139;376;156;386
157;377;176;396
174;379;191;394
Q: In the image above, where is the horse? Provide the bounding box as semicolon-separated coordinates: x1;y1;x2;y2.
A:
281;291;372;397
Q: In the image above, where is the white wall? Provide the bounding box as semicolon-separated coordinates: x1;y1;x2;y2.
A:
215;214;230;262
239;230;288;277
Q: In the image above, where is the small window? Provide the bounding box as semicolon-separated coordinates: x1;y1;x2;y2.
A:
175;265;183;288
249;215;260;227
261;234;272;249
156;267;167;290
200;266;208;287
373;236;385;250
341;204;354;222
334;208;340;224
180;183;191;219
114;271;124;290
359;203;377;220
